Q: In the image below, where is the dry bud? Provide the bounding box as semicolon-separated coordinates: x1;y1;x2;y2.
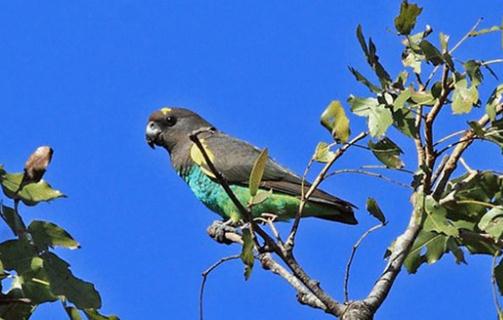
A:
23;146;53;184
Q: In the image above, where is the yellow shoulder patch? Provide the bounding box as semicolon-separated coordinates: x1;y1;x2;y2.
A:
190;140;216;179
160;107;172;115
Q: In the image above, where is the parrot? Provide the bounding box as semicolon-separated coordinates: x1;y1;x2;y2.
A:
145;107;357;225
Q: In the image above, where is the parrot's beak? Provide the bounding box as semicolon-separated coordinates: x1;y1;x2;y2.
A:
146;121;161;149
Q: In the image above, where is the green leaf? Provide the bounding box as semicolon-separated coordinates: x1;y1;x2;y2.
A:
313;142;335;163
486;84;503;121
366;197;386;224
419;40;444;66
452;78;479;114
394;1;423;35
348;67;381;93
241;229;254;280
392;108;419;138
28;220;80;250
464;60;483;86
83;309;120;320
42;252;102;309
402;49;423;73
248;149;268;197
0;172;65;206
404;231;446;273
495;258;503;295
469;25;503;37
410;90;435;105
66;307;83;320
249;189;273;206
446;238;466;264
0;288;35;320
478;206;503;240
348;95;392;137
355;25;392;87
320;101;351;143
1;205;26;236
393;87;412;110
485;119;503;151
368;137;405;169
423;196;459;237
439;32;449;53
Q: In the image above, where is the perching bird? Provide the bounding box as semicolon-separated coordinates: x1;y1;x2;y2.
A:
146;107;357;225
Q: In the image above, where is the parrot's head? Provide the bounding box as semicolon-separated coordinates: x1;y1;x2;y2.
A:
146;107;214;152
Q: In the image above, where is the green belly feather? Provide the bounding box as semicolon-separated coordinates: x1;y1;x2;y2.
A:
180;165;328;221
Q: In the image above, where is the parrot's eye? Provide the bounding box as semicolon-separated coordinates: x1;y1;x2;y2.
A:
165;116;177;127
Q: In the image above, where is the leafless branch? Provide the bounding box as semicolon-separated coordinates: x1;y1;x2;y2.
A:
327;169;412;189
344;223;386;303
199;255;241;320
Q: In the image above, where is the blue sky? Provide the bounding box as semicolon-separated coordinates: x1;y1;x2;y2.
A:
0;1;502;319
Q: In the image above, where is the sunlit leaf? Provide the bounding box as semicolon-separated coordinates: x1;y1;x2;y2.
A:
402;49;423;73
348;96;392;137
366;197;386;224
314;142;335;163
0;172;65;206
368;137;405;169
486;84;503;121
393;87;412;110
320;100;351;143
469;25;503;37
452;78;479;114
248;149;268;197
241;229;254;280
394;1;423;35
478;206;503;240
249;189;273;206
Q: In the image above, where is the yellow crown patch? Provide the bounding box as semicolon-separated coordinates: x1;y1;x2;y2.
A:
160;107;172;115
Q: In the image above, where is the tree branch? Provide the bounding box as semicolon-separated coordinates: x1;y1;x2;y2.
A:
286;132;368;251
433;103;502;199
199;255;241;320
344;223;386;303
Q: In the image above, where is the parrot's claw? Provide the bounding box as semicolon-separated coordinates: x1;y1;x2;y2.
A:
207;220;241;245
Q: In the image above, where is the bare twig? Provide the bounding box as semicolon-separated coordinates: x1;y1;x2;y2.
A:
361;165;414;175
459;157;475;173
482;59;503;66
327;169;412;189
199;255;241;320
451;17;484;53
344;223;386;303
433;130;466;147
286;132;368;251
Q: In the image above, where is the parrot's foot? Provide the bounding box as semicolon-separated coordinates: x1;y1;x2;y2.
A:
207;220;241;245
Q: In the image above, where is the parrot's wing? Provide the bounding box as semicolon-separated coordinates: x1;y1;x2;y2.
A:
191;131;355;212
